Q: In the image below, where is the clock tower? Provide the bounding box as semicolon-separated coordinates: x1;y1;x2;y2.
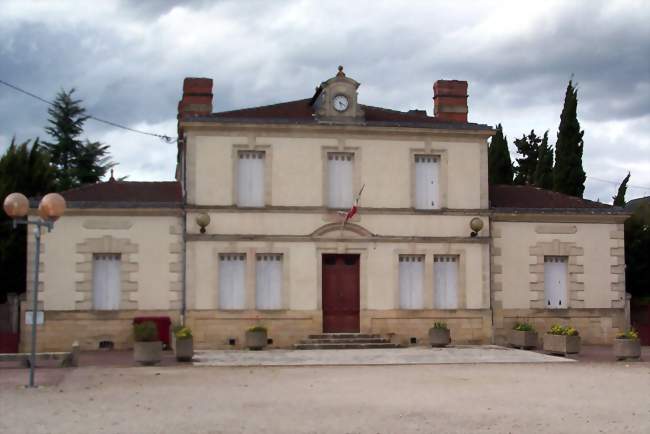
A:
311;66;365;124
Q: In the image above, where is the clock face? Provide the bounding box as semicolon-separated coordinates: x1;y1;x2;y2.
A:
332;94;349;112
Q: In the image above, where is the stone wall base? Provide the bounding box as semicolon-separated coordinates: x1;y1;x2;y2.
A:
493;308;627;346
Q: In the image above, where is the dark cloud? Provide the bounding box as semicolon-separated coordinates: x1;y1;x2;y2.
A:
0;0;648;201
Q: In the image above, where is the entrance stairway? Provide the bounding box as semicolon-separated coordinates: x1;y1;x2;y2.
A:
294;333;401;350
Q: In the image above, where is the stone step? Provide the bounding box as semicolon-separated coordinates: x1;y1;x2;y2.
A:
307;333;381;340
301;338;389;344
294;342;401;350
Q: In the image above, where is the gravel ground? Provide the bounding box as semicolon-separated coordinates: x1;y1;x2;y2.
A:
1;362;649;434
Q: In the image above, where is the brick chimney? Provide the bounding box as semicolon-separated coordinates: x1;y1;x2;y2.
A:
178;77;213;120
433;80;468;123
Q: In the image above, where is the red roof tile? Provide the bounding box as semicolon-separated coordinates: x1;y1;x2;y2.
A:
60;181;181;205
490;185;612;209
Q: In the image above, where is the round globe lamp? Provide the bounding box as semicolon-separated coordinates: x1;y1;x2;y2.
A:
3;192;30;219
196;212;211;234
469;217;484;237
38;193;66;222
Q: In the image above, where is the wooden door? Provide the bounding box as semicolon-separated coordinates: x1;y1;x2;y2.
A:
322;254;360;333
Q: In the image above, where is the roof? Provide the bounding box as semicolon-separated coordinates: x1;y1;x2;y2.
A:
490;185;619;212
184;99;492;132
58;181;181;208
625;196;650;211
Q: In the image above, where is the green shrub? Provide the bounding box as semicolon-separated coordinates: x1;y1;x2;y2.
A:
616;329;639;340
432;322;448;330
133;321;159;342
513;322;535;332
175;326;193;340
247;325;267;333
548;324;579;336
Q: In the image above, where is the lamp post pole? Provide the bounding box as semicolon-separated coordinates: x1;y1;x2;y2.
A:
19;219;53;387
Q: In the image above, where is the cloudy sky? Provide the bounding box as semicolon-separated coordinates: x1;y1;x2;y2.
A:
1;0;648;202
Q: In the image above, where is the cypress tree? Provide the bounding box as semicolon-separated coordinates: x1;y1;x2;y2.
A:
533;131;554;189
612;172;630;206
488;124;514;185
553;80;586;197
513;130;541;185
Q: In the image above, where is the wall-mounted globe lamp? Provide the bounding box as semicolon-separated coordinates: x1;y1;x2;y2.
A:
196;212;211;234
469;217;484;237
3;191;66;388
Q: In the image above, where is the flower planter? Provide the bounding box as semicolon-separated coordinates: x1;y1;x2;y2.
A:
428;328;451;347
543;334;581;356
245;330;268;350
613;339;641;361
509;330;538;349
174;337;194;362
133;341;162;365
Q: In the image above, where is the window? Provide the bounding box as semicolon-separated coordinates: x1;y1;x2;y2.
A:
219;254;246;309
434;255;458;309
327;152;354;208
92;254;121;310
237;151;265;207
544;256;567;308
399;255;424;309
415;155;440;209
256;254;282;310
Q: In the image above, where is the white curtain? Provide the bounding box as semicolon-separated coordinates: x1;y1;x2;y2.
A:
219;254;246;309
92;254;121;310
256;254;282;310
434;255;458;309
544;256;567;308
415;155;440;209
237;151;265;207
328;153;354;208
399;255;424;309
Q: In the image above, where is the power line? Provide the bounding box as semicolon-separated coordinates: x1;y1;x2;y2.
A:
0;78;176;144
588;176;650;191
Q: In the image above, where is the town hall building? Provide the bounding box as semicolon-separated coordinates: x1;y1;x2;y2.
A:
21;67;629;351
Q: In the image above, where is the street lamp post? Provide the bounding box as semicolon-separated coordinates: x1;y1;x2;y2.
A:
3;192;66;388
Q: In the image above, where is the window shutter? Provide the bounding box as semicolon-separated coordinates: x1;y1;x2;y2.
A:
256;254;282;310
399;255;424;309
415;155;440;209
544;256;567;308
219;254;246;309
434;255;458;309
237;151;265;207
328;153;354;208
92;254;121;310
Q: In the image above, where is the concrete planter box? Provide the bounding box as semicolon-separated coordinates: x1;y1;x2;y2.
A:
509;330;538;349
174;337;194;362
133;341;162;365
428;328;451;347
543;334;581;356
613;339;641;360
245;330;268;350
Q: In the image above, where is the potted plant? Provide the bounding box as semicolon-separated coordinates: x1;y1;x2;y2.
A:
428;322;451;347
543;324;581;356
174;326;194;362
614;329;641;361
509;322;538;349
133;321;162;365
245;325;268;350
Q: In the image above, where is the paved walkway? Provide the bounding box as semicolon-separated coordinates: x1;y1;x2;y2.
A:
193;345;573;366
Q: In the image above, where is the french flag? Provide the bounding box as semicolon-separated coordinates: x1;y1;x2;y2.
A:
343;184;365;224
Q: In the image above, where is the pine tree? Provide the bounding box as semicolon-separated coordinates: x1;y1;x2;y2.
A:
553;79;586;197
488;124;514;185
0;138;55;302
533;131;554;189
612;172;630;206
513;130;541;185
42;88;114;190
